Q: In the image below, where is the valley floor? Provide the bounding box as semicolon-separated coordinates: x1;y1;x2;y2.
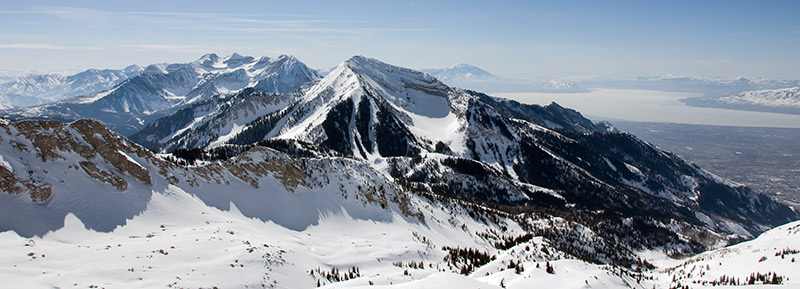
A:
613;121;800;210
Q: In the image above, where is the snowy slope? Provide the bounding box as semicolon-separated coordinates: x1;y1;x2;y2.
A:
1;53;320;135
657;220;800;288
129;87;296;152
0;118;659;289
2;112;799;288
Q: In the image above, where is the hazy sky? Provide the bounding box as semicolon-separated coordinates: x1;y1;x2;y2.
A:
1;0;798;79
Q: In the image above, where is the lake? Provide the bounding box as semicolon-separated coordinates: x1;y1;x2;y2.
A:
493;89;800;128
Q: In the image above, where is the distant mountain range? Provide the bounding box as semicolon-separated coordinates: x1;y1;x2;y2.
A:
421;64;584;93
1;53;319;135
636;75;800;93
421;63;497;83
720;86;800;109
682;86;800;115
6;57;800;121
0;65;143;107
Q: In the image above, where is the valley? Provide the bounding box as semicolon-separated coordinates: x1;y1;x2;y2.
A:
613;122;800;210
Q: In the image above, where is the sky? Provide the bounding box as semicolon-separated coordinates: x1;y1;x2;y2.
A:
1;0;799;79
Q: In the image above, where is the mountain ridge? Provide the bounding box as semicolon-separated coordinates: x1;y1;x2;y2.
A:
132;55;797;254
1;53;320;135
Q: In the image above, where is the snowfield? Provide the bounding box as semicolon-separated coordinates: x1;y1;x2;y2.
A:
0;185;650;289
0;118;634;288
0;118;657;289
2;180;797;288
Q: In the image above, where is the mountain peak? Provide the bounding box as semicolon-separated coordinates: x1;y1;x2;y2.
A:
341;55;384;71
338;55;439;84
450;63;482;70
195;53;222;68
322;55;449;112
5;53;320;135
420;63;495;87
223;53;255;68
198;53;220;60
142;64;167;75
446;63;492;77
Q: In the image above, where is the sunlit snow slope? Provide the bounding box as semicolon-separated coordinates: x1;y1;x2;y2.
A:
0;118;653;289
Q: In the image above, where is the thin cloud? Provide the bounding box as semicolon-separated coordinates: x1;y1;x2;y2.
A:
122;11;336;27
32;7;112;23
118;44;279;54
2;7;425;36
0;43;102;50
118;44;219;53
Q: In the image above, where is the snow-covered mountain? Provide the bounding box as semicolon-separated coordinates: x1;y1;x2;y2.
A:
135;56;796;258
421;64;584;93
680;86;800;115
713;87;800;112
0;65;143;107
129;87;297;152
1;53;320;135
422;63;497;84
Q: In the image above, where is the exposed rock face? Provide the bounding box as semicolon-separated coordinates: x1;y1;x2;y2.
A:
0;118;422;237
0;161;51;203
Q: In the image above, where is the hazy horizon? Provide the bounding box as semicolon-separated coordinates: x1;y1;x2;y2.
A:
1;1;799;79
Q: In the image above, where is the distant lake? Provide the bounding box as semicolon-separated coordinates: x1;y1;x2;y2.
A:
493;89;800;128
